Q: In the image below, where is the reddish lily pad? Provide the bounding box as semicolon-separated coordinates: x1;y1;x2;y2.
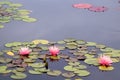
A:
88;6;108;12
73;3;92;9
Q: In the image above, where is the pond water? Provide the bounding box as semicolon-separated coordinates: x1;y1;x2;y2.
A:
0;0;120;80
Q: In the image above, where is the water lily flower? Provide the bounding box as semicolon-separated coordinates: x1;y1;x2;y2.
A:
49;46;60;56
98;55;112;67
19;47;32;56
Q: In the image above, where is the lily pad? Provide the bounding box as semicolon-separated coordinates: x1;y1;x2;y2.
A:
0;24;4;28
64;66;77;71
6;51;14;56
57;40;66;44
47;70;61;76
32;39;49;45
10;73;27;79
75;78;83;80
9;3;22;7
75;40;86;45
16;68;26;72
62;72;75;78
74;65;87;69
24;59;36;63
84;58;99;66
0;52;3;55
68;62;80;66
76;70;90;77
50;56;60;60
34;68;50;72
96;44;106;49
28;70;42;74
85;42;96;46
100;47;113;53
66;44;77;50
28;62;45;68
64;38;76;42
99;66;114;71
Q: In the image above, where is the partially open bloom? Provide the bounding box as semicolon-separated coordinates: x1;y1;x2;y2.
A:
49;46;59;56
98;55;112;66
19;47;32;56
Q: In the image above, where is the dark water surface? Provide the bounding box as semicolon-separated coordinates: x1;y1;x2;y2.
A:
0;0;120;80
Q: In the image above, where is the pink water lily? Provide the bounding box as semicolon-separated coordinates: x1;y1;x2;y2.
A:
98;55;112;66
49;46;60;56
19;47;32;56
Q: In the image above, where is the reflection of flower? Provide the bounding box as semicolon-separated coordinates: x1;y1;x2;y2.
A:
49;46;59;56
98;55;112;67
19;47;32;56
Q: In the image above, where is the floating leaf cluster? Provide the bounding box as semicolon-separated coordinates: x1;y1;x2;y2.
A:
0;38;120;79
0;1;37;29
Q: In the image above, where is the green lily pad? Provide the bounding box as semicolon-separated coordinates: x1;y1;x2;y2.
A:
76;70;90;77
74;65;87;69
24;59;36;63
28;62;45;68
96;44;106;49
2;70;12;74
100;47;113;53
75;40;86;45
5;42;22;47
22;17;37;22
16;68;26;72
40;46;48;50
0;52;3;55
9;3;22;7
47;70;61;76
68;62;80;66
58;46;65;50
50;56;60;60
85;54;95;58
28;70;42;74
99;66;114;71
0;66;7;72
85;42;96;46
84;58;99;66
62;72;75;78
34;68;50;72
111;58;119;63
66;44;77;50
0;1;11;5
10;73;27;79
0;24;4;29
18;10;30;15
64;66;77;71
75;78;83;80
57;40;66;44
64;38;76;42
29;55;38;59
